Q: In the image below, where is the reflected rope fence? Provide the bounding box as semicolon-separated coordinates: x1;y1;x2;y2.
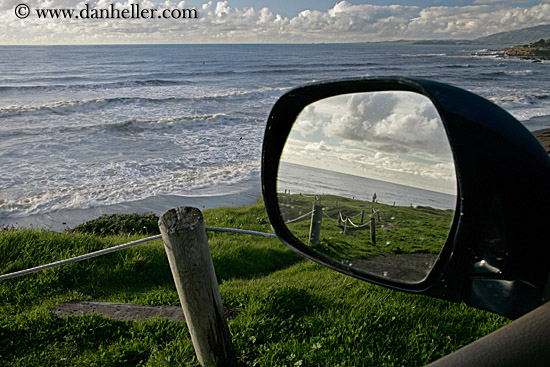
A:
280;194;380;245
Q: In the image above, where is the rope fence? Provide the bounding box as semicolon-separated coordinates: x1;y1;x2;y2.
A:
283;199;380;245
2;196;384;281
0;227;279;282
284;211;313;224
347;218;371;228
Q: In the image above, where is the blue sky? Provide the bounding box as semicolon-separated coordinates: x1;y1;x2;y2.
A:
1;0;549;44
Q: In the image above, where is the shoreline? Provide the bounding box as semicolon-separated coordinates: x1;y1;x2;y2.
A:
0;180;261;232
2;126;549;233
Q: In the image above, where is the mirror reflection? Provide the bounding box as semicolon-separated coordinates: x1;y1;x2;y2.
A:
277;91;457;283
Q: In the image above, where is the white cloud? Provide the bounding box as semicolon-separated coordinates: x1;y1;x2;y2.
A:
1;0;549;44
473;0;532;3
292;104;321;136
321;91;450;157
280;91;457;194
304;140;331;152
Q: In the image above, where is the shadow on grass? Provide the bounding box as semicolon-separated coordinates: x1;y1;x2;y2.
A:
211;239;303;282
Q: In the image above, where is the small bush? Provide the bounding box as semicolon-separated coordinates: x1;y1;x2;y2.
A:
71;213;160;236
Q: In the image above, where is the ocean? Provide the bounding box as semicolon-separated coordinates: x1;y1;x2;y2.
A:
1;44;549;229
278;162;457;210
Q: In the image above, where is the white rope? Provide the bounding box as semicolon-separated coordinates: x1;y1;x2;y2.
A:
347;218;371;228
0;234;162;281
349;211;364;219
322;211;339;223
205;227;277;239
284;211;313;224
0;227;280;281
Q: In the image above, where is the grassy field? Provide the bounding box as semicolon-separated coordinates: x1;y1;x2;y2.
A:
279;193;454;282
0;200;508;366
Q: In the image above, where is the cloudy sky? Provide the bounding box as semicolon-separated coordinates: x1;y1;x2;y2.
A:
281;91;457;194
1;0;549;44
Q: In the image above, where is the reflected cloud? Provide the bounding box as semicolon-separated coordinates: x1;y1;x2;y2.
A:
284;91;457;194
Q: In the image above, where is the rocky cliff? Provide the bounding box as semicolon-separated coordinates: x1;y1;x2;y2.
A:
504;38;550;59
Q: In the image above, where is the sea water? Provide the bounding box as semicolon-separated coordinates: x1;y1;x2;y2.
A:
0;44;549;227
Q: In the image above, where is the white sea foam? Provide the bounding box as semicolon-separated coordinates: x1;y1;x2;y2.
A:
0;161;261;218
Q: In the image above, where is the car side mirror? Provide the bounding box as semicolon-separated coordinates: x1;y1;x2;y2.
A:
261;78;550;319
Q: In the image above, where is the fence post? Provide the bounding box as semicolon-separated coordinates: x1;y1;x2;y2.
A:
309;204;323;245
360;210;365;224
344;217;351;236
376;208;381;222
370;217;376;244
158;207;237;367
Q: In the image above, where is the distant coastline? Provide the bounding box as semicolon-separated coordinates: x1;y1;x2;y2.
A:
362;24;550;49
504;39;550;60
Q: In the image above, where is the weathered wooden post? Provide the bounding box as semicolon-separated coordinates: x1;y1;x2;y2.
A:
376;208;381;222
370;217;376;244
309;204;323;245
360;210;365;224
158;207;237;367
344;217;351;236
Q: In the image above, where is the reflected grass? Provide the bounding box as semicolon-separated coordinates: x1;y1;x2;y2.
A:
279;193;454;281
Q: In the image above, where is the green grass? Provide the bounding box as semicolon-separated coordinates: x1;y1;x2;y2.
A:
279;193;454;282
280;193;453;257
0;200;508;366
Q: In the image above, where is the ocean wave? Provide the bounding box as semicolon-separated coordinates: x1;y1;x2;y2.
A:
490;93;547;107
479;69;537;78
0;160;260;218
0;79;189;93
491;93;550;122
398;53;447;57
443;64;473;69
0;113;244;140
0;87;286;119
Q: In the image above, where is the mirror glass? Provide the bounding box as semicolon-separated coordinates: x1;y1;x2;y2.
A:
277;91;457;283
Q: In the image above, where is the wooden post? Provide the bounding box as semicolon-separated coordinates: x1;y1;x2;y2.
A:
376;208;381;222
344;217;351;236
370;217;376;244
309;204;323;245
158;207;237;367
360;210;365;224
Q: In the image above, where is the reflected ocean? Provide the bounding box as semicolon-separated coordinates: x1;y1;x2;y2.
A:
1;44;549;223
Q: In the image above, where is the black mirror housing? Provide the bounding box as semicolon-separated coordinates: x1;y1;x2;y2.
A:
261;78;550;319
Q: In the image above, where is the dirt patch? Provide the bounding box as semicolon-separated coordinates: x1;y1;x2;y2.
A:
351;253;439;282
534;129;550;155
52;301;238;322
